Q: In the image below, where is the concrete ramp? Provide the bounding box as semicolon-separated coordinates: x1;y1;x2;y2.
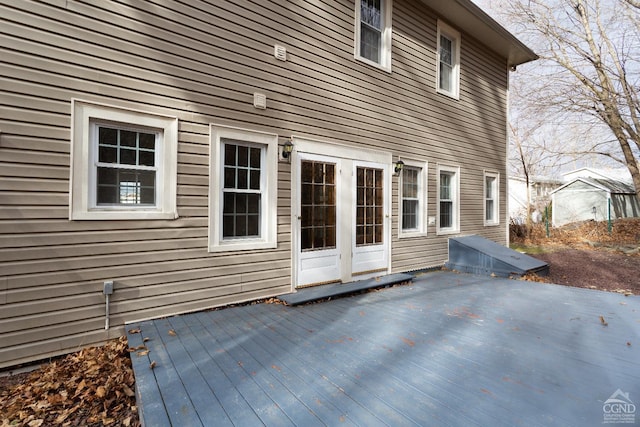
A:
445;235;549;278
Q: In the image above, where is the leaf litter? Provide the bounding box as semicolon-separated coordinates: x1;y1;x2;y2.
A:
0;336;139;427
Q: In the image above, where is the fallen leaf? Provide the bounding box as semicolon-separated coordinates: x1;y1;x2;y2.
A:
136;349;150;357
150;361;157;369
122;384;135;397
96;386;106;398
143;337;150;342
600;315;608;326
168;329;177;336
627;342;632;346
128;328;141;334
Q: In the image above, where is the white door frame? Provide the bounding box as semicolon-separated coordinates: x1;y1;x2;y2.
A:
291;137;392;288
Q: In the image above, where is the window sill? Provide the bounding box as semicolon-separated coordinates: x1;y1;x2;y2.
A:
71;210;178;221
436;228;460;236
355;55;392;73
208;239;277;253
436;88;459;100
398;231;428;239
484;221;500;227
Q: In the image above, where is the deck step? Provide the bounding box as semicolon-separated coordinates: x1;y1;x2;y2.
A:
278;273;413;306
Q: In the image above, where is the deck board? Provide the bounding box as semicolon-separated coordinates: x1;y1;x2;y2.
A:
127;271;640;427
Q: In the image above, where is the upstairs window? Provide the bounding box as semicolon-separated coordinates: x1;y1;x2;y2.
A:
484;171;500;225
355;0;392;71
437;21;461;99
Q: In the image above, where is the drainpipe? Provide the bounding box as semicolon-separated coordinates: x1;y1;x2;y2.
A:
103;281;114;330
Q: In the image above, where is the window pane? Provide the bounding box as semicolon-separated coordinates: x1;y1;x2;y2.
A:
248;194;260;214
403;200;418;230
120;148;137;165
224;144;236;166
139;150;155;166
99;127;117;146
440;201;452;228
440;173;451;200
440;35;452;66
360;25;381;63
237;168;248;189
120;130;136;147
235;215;247;236
238;145;249;167
247;214;259;235
361;0;381;29
486;200;494;221
223;216;234;238
99;146;117;163
250;147;261;168
139;132;155;150
224;167;235;188
440;63;452;92
223;192;235;214
356;166;384;246
300;160;337;251
486;177;494;198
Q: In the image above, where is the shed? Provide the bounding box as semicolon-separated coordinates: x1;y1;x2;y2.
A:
551;177;640;226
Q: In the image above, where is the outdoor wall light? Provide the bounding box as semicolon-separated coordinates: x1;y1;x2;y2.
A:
282;139;294;160
395;160;405;174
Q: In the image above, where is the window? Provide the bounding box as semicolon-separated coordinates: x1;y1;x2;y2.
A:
484;171;500;225
356;166;384;246
437;21;461;99
355;0;392;71
209;125;277;252
437;165;460;234
399;160;427;237
70;99;178;220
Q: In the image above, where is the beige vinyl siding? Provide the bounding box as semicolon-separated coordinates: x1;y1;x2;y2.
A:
1;0;510;367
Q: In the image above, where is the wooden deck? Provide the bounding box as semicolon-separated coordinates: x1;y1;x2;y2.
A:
127;271;640;426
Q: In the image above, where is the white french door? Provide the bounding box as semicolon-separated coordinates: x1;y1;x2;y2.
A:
351;161;390;276
296;153;342;287
294;145;390;288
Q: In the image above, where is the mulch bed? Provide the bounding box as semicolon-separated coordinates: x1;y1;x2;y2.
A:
531;248;640;295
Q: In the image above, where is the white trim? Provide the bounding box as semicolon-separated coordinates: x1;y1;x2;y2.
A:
69;99;178;220
354;0;393;72
484;170;500;226
436;164;460;235
436;20;461;99
398;158;428;238
208;124;278;252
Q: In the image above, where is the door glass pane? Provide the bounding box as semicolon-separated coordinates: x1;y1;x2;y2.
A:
301;160;337;251
356;166;383;246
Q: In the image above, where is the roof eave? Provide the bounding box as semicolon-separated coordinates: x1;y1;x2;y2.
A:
420;0;538;68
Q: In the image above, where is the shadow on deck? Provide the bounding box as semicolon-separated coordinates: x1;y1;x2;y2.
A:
127;270;640;427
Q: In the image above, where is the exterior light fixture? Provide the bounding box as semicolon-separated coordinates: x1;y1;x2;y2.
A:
282;139;294;160
394;160;405;174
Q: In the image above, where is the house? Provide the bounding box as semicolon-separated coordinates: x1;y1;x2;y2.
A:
508;176;562;223
551;177;640;226
562;167;633;183
0;0;537;367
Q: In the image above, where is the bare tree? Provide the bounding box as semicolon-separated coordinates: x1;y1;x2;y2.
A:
502;0;640;200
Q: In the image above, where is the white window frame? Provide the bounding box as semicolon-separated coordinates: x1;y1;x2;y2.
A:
436;20;461;99
209;125;278;252
484;171;500;226
354;0;393;72
70;99;178;220
436;164;460;235
398;159;428;238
